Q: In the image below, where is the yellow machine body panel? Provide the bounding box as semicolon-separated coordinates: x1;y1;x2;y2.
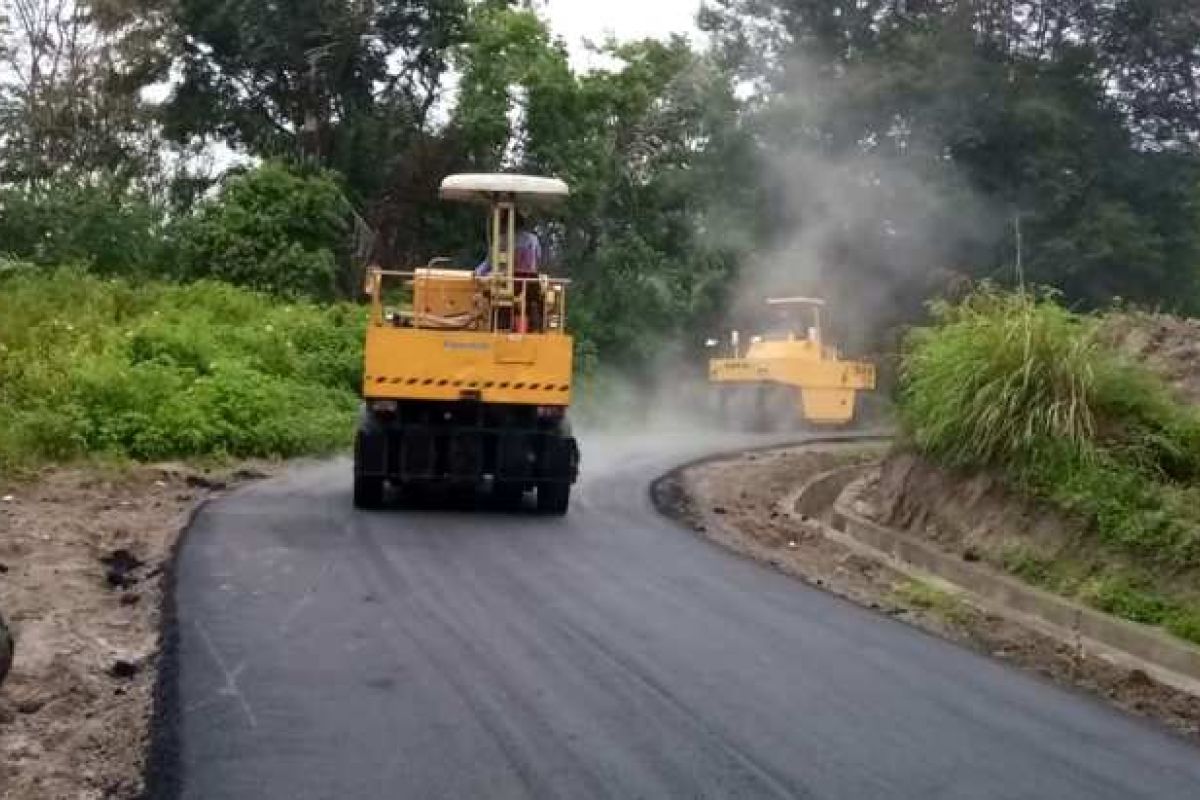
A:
363;326;574;406
362;266;573;406
412;268;481;322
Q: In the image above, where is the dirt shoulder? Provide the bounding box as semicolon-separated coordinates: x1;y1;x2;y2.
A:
655;443;1200;742
0;463;270;800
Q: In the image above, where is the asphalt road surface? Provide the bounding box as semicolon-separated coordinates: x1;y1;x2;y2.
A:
156;434;1200;799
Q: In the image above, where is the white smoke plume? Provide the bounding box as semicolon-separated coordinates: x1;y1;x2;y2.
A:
724;59;1001;356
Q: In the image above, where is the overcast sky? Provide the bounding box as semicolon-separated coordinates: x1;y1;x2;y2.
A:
542;0;704;68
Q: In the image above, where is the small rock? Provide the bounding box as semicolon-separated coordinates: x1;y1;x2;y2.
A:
787;540;798;549
0;563;8;574
233;467;270;481
712;506;728;515
109;660;139;679
1125;668;1153;687
839;553;877;575
154;480;167;488
15;697;45;714
106;572;137;590
102;548;143;569
186;475;227;490
1;495;12;503
101;549;144;590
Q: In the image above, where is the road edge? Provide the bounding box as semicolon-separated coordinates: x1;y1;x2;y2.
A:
814;475;1200;695
652;443;1200;743
141;495;210;800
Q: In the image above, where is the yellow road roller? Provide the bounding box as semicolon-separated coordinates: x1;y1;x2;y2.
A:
354;174;579;514
708;297;876;430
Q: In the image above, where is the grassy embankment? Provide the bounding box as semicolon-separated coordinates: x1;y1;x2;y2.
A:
900;288;1200;644
0;265;365;475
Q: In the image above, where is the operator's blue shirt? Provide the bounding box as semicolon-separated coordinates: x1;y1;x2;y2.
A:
476;231;542;276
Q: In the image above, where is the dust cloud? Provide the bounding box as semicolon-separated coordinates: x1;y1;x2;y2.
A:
576;58;1001;436
724;58;999;356
574;340;719;436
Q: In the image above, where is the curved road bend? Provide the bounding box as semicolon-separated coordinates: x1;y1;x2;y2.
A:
158;434;1200;799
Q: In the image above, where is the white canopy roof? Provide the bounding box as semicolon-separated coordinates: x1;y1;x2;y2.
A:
766;296;826;307
439;174;570;207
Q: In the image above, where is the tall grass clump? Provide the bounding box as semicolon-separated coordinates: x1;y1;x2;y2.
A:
901;288;1100;469
900;286;1200;572
0;264;365;472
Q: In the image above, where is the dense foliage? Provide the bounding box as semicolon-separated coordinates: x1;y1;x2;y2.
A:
701;0;1200;323
172;164;354;299
900;287;1200;641
1;1;1197;361
0;265;363;471
0;180;165;275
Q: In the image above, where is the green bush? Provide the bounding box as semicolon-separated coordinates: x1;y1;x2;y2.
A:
0;266;365;471
900;287;1200;644
901;287;1200;570
1165;611;1200;645
1080;573;1200;646
0;181;166;275
900;288;1100;469
171;163;353;300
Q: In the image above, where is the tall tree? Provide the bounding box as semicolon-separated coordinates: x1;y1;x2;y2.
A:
92;0;482;269
699;0;1200;317
134;0;470;199
1101;0;1200;149
454;5;763;365
0;0;158;183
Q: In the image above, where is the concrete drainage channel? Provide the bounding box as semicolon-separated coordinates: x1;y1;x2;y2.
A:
786;465;1200;698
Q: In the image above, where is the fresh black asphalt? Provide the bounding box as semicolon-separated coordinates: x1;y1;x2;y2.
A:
151;434;1200;799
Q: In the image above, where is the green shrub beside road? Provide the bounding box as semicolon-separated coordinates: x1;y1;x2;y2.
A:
0;266;364;472
900;287;1200;642
172;164;354;300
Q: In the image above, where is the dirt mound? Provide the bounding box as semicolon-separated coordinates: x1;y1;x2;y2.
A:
866;451;1074;561
1102;312;1200;405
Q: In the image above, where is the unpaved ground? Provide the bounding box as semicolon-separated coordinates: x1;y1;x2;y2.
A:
0;464;269;800
658;444;1200;741
1103;312;1200;404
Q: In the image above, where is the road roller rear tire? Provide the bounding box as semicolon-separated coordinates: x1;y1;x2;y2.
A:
354;476;385;510
537;482;570;516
